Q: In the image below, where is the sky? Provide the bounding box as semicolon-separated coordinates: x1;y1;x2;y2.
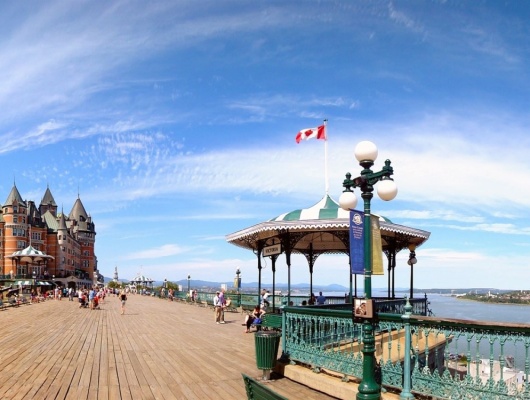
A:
1;0;530;291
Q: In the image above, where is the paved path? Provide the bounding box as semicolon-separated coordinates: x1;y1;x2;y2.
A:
0;295;337;399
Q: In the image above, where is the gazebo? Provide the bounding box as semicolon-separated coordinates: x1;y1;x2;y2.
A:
6;245;55;294
226;194;430;306
129;274;154;292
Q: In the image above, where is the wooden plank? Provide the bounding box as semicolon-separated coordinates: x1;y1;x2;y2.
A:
0;294;340;400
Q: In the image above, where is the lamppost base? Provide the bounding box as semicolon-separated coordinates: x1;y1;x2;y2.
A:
356;390;381;400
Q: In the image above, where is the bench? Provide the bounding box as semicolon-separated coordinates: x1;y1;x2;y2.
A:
250;313;282;332
224;298;238;312
261;314;282;331
241;373;287;400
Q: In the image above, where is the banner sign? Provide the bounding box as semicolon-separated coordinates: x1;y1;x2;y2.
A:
233;277;241;289
263;243;282;257
371;216;384;275
349;210;364;274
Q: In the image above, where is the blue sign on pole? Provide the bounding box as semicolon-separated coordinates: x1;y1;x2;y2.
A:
349;210;364;274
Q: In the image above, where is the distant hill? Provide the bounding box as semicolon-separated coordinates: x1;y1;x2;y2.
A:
102;277;513;294
103;276;348;292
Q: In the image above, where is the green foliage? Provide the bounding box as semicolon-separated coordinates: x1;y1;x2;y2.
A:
460;291;530;305
107;281;121;289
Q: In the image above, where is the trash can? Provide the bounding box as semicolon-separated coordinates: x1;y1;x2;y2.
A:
254;331;281;380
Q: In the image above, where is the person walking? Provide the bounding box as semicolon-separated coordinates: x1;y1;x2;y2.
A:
88;288;95;309
120;290;127;315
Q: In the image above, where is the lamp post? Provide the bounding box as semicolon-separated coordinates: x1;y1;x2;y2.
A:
187;274;191;294
164;278;167;298
407;245;417;299
339;140;397;400
235;267;241;307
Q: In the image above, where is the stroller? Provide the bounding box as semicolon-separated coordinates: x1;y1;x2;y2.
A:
78;294;88;308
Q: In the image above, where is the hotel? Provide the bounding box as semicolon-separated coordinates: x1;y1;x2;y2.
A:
0;184;99;289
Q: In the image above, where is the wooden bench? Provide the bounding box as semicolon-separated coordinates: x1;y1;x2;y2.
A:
241;373;287;400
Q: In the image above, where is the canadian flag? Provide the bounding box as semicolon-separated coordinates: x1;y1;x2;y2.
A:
295;125;326;143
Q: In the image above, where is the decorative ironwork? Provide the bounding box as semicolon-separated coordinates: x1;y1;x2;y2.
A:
282;306;530;399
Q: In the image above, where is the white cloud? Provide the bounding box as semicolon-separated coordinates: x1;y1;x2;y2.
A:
126;244;190;260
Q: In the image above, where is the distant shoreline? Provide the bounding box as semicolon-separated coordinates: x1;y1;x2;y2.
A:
455;296;530;306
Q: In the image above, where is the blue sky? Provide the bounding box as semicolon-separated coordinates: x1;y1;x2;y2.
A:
2;1;530;290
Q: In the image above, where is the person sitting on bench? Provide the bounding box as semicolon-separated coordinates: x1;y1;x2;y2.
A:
244;304;265;333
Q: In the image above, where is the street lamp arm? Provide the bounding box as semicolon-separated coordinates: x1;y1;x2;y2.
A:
342;160;394;192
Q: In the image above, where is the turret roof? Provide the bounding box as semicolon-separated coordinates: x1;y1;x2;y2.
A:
69;197;88;221
41;186;57;206
4;184;25;206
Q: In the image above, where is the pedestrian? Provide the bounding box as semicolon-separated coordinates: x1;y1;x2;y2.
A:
316;291;326;305
88;287;95;309
214;291;222;324
219;289;226;323
260;289;270;310
120;290;127;315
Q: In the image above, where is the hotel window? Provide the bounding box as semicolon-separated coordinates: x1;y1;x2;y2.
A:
13;216;17;223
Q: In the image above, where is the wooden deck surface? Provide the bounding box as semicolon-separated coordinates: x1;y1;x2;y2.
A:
0;295;338;400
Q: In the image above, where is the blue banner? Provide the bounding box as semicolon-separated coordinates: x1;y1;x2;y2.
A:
349;210;364;274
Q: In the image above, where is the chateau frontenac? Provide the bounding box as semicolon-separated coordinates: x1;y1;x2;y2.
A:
0;184;100;288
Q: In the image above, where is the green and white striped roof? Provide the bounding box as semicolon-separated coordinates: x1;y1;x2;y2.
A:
269;195;392;223
226;195;430;253
6;245;54;262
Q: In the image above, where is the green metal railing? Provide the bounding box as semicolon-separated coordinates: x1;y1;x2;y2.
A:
173;290;529;397
281;304;530;399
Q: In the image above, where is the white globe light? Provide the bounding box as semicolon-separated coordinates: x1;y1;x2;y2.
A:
339;191;358;210
377;179;398;201
355;141;378;162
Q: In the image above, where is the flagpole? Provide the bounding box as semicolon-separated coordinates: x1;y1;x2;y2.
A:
324;119;329;195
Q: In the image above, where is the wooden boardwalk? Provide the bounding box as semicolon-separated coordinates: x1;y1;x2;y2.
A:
0;295;338;400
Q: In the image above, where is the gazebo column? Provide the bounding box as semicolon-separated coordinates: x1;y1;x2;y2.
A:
255;240;265;302
285;251;292;306
308;244;314;299
391;249;397;298
271;254;278;312
384;239;399;299
348;255;353;303
278;230;300;306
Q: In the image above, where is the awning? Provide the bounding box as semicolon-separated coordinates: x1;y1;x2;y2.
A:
13;280;32;286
